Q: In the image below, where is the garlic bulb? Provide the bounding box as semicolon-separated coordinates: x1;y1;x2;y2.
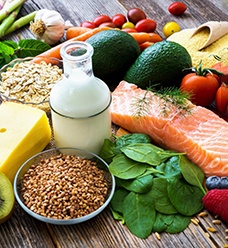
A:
30;9;65;45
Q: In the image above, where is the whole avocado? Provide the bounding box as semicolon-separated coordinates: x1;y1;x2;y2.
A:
86;30;141;88
124;40;192;88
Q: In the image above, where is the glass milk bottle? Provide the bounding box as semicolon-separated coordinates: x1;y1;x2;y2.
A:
49;41;112;154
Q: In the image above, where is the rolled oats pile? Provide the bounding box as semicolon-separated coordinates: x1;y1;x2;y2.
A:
0;61;63;112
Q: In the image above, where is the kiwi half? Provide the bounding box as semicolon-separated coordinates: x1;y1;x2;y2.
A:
0;172;15;224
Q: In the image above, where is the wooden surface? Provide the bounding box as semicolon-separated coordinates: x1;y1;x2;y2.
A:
1;0;228;247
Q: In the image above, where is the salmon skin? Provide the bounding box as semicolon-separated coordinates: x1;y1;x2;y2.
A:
111;81;228;177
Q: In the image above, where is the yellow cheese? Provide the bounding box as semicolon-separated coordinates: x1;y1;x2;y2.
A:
0;102;52;183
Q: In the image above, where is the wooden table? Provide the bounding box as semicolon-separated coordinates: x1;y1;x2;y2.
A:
1;0;228;247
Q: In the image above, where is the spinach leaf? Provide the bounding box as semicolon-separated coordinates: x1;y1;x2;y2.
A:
149;178;178;214
179;155;206;195
167;177;204;216
155;156;182;178
110;188;129;214
110;207;125;224
116;174;153;193
121;143;161;166
115;133;152;153
99;138;116;163
165;214;191;234
109;154;147;179
159;150;185;163
123;191;156;239
153;212;191;234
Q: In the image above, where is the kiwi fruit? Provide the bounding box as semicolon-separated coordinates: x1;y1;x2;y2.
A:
0;172;15;224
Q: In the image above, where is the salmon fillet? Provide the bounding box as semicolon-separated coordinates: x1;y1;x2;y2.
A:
111;81;228;177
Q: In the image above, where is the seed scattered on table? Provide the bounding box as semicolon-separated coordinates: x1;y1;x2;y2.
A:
155;232;161;241
212;219;221;225
207;227;217;233
198;211;208;218
21;154;108;219
191;218;199;225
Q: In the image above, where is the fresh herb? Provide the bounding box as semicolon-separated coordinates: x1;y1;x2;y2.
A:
133;85;193;117
99;133;206;239
0;39;51;68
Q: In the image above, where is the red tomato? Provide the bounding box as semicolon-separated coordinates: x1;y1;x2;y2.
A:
180;73;220;106
93;15;112;27
135;19;156;33
112;14;127;28
212;62;228;83
99;22;118;28
168;2;187;16
215;83;228;115
80;21;96;29
127;8;146;24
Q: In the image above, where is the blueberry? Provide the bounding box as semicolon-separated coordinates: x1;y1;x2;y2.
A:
220;177;228;189
206;176;221;190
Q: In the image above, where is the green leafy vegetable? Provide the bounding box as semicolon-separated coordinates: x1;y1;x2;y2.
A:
123;191;156;239
115;133;152;153
167;177;204;216
0;39;51;68
116;174;153;193
109;154;148;179
110;188;129;215
155;156;182;178
121;143;161;166
149;178;178;214
179;155;206;194
99;133;206;239
153;212;191;234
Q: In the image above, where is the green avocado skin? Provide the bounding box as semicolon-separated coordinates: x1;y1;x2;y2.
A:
124;40;192;89
86;30;141;87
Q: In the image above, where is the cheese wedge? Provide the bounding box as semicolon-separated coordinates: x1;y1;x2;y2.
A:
0;102;52;183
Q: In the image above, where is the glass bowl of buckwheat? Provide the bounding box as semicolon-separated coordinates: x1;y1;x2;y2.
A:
14;147;116;225
0;57;63;112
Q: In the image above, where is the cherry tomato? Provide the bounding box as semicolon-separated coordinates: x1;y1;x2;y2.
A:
127;8;146;24
80;21;96;29
215;83;228;115
163;22;181;38
122;21;135;29
168;2;187;16
180;73;220;107
93;15;112;27
99;22;118;28
135;19;156;33
112;14;127;28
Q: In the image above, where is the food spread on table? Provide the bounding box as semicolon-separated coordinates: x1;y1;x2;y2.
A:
0;1;228;242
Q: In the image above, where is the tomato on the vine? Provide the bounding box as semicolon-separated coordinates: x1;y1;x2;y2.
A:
181;73;219;106
135;19;156;32
180;63;220;107
215;83;228;115
112;14;127;28
93;15;112;27
168;2;187;16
